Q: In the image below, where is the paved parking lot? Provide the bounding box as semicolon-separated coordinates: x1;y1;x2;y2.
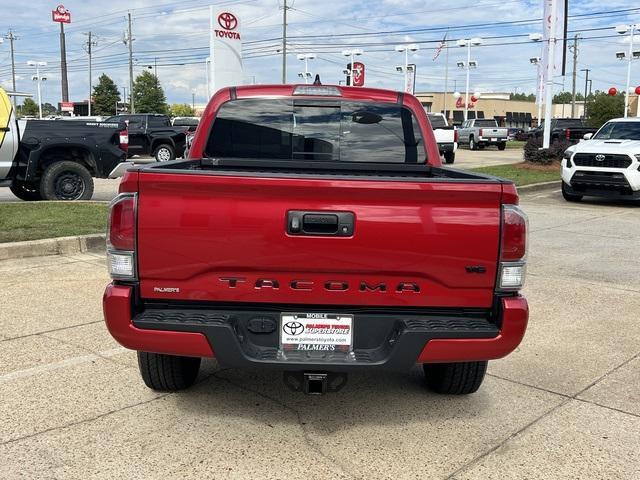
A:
1;188;638;479
0;149;523;203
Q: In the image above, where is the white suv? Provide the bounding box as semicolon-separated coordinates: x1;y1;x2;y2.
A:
562;118;640;202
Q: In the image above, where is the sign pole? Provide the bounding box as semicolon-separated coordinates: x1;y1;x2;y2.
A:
542;0;558;149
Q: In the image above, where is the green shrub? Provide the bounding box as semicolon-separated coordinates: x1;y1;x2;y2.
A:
523;137;570;165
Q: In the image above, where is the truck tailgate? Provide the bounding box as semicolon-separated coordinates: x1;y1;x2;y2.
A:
137;172;503;308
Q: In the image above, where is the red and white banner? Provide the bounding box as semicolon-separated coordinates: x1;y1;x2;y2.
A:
405;63;416;94
352;62;365;87
52;4;71;23
539;0;565;103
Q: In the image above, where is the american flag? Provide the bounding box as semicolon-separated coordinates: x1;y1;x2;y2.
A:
433;33;448;61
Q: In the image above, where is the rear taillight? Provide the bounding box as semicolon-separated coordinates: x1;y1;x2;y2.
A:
565;129;571;140
119;129;129;153
107;193;137;280
479;128;484;137
498;204;528;291
454;128;458;143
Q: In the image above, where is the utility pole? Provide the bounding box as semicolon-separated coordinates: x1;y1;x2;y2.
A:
281;0;288;84
570;34;578;117
60;22;69;102
5;30;18;109
84;32;97;116
581;68;590;118
126;12;135;113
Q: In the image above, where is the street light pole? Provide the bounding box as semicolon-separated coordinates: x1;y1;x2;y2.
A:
342;49;363;85
394;44;419;93
465;42;471;121
27;61;47;119
616;24;636;117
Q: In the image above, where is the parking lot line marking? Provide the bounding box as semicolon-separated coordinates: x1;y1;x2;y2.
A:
0;347;128;384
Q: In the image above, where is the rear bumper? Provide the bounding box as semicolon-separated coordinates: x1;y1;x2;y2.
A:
477;137;507;144
103;284;528;369
438;142;455;153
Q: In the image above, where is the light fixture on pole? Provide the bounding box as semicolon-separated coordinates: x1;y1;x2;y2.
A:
457;38;482;120
297;53;316;84
342;49;363;85
615;23;638;117
394;44;419;93
27;60;47;119
530;56;543;126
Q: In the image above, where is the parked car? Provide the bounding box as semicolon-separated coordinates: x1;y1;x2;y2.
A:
427;112;457;164
507;127;525;141
103;84;529;396
104;113;187;162
0;88;129;201
528;118;597;144
561;117;640;201
458;118;508;150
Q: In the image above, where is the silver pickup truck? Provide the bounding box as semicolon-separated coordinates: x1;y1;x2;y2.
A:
458;118;508;151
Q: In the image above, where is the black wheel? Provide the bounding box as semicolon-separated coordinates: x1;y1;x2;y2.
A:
497;142;506;151
40;161;94;201
562;182;583;202
10;180;43;201
137;352;201;391
469;137;477;150
423;361;487;395
443;151;455;164
153;144;175;162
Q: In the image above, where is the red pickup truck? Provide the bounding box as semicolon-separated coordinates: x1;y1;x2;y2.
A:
103;84;528;395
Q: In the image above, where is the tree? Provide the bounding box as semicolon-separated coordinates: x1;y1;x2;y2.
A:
587;93;624;128
20;98;39;117
132;71;168;114
169;103;195;117
93;74;121;116
509;92;536;102
42;103;58;116
552;91;584;104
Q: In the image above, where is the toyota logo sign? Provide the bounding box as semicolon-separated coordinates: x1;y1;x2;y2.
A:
218;12;238;30
283;321;305;336
595;154;605;162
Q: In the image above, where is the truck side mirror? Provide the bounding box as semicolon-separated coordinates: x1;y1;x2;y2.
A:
583;133;592;140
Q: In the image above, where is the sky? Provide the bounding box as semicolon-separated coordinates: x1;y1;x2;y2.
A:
0;0;638;108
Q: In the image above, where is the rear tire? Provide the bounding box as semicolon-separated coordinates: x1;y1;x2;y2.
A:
137;352;201;391
423;361;487;395
40;161;94;201
443;151;455;164
10;181;43;201
497;142;506;151
562;182;583;202
153;144;175;162
469;137;477;151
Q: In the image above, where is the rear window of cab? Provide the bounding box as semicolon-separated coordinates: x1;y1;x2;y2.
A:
205;98;426;164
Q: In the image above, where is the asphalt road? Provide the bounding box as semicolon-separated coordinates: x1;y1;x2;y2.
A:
1;189;638;479
0;149;523;203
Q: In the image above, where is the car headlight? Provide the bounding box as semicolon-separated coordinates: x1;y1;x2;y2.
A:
563;150;573;160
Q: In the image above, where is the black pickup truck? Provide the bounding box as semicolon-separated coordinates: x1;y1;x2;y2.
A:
104;114;187;161
0;107;129;201
528;118;597;143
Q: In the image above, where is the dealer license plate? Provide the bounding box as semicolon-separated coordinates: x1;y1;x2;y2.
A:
280;313;353;352
490;137;497;142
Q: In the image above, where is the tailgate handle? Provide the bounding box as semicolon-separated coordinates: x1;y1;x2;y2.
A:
287;211;354;236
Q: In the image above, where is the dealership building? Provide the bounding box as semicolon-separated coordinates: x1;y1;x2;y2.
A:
415;91;591;128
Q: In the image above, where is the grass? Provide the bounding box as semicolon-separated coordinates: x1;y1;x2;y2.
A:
0;202;109;243
470;162;561;186
506;140;526;149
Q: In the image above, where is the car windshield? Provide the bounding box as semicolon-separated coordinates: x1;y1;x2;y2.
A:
554;119;585;128
593;121;640;140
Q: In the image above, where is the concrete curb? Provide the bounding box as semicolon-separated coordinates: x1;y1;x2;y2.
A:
517;181;560;194
0;234;106;261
